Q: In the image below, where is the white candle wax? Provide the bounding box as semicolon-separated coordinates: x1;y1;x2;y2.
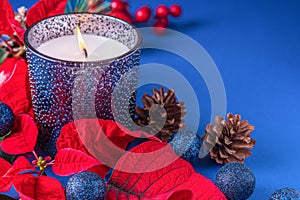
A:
37;34;130;62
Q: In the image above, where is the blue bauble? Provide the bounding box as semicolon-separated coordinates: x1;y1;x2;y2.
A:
66;172;106;200
0;102;14;137
169;130;202;164
269;187;300;200
216;162;255;200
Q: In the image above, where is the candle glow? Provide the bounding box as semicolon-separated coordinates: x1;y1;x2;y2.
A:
76;26;88;58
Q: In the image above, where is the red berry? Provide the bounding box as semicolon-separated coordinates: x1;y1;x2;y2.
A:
156;17;169;27
169;4;182;17
135;6;152;23
155;5;169;18
111;0;128;11
153;18;169;35
108;11;133;24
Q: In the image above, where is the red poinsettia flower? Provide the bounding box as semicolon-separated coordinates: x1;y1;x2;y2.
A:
0;156;65;200
0;0;25;40
54;119;160;178
0;156;34;192
0;58;34;118
107;141;227;199
13;174;66;200
53;119;226;199
0;113;38;154
26;0;68;27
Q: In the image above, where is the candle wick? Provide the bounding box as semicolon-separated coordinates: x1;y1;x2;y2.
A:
83;48;88;58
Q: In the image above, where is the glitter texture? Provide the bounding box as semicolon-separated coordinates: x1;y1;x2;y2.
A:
269;187;300;200
216;162;255;200
0;102;14;137
66;172;106;200
169;130;202;164
24;14;141;157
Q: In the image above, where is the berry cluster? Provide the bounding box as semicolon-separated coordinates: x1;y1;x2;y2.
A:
108;1;182;34
109;0;132;23
136;4;182;34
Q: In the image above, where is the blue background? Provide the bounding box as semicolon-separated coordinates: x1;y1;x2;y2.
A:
6;0;300;199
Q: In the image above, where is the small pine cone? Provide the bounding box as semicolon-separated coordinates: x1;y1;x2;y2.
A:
202;113;256;164
135;87;186;142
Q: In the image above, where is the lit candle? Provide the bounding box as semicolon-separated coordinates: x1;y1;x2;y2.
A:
37;29;129;62
24;13;142;156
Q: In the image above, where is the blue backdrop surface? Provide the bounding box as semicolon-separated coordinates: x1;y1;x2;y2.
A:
5;0;300;199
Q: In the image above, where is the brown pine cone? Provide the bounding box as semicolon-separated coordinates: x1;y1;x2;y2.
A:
202;113;256;164
135;87;186;142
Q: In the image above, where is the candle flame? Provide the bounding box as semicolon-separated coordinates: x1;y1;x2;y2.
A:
76;26;88;58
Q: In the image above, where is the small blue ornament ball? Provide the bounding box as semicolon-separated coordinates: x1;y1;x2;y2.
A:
169;130;202;164
216;162;255;200
66;172;106;200
269;187;300;200
0;102;14;137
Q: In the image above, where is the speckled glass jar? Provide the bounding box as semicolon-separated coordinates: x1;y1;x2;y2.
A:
24;13;142;156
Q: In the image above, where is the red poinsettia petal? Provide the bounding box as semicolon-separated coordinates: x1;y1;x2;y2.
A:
1;114;38;154
56;119;161;177
26;0;68;27
56;121;91;155
0;0;21;36
5;156;34;177
0;177;13;192
57;119;143;169
13;174;65;200
0;158;12;192
9;22;25;41
0;58;34;117
52;148;101;176
175;173;227;200
85;164;111;179
107;141;226;200
57;119;160;155
164;190;193;200
0;157;11;176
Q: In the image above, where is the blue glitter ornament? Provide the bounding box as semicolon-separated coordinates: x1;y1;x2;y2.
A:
66;172;106;200
0;102;14;137
269;187;300;200
169;130;202;164
216;162;255;200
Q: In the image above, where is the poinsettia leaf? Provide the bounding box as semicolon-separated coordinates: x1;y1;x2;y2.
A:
56;121;92;155
0;58;34;117
0;0;20;36
0;157;12;192
26;0;68;27
13;174;65;200
52;148;101;176
5;156;34;177
0;157;11;176
0;177;13;192
0;194;17;200
0;131;11;142
163;190;193;200
58;119;159;169
0;47;8;65
1;114;38;154
85;164;111;179
107;141;226;199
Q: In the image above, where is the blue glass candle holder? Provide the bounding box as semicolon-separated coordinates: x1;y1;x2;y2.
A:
24;13;142;156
